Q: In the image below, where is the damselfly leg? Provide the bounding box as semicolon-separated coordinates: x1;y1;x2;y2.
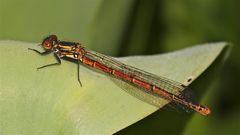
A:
29;47;83;86
37;53;61;70
77;59;83;86
28;48;51;55
28;48;62;69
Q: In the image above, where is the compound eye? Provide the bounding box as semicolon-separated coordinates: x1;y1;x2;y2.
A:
43;40;53;49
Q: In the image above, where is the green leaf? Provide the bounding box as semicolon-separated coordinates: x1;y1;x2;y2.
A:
0;41;228;134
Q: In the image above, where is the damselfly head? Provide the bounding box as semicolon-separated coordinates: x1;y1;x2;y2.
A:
42;35;58;50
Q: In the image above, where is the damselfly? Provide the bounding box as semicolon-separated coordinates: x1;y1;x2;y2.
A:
28;35;211;116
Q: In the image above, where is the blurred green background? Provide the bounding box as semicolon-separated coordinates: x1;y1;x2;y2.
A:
0;0;239;134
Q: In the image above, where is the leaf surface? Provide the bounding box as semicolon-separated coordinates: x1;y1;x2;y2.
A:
0;41;228;134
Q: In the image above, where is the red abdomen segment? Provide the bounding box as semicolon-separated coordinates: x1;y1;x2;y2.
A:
94;62;112;73
82;57;94;66
112;70;132;81
132;78;152;90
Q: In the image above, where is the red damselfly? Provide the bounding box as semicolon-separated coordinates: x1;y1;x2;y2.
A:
28;35;211;116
